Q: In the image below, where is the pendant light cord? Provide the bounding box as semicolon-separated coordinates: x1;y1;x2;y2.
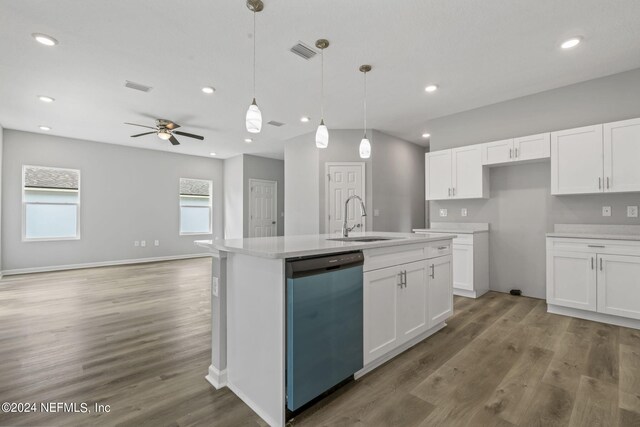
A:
253;11;256;98
320;49;324;120
363;71;367;137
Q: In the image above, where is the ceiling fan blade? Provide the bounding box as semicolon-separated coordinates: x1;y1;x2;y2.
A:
125;122;156;130
165;122;181;130
174;131;204;140
169;135;180;146
131;131;156;137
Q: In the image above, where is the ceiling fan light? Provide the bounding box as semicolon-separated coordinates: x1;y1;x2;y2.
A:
315;121;329;148
246;100;262;133
158;130;171;140
359;137;371;159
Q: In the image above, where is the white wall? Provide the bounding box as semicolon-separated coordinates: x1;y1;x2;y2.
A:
224;155;244;239
427;67;640;299
1;130;224;273
284;133;319;235
0;124;3;276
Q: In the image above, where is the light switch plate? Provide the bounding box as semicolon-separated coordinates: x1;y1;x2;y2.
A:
134;241;140;247
141;240;146;247
461;208;468;217
154;240;160;246
602;206;612;217
628;206;639;218
439;209;448;217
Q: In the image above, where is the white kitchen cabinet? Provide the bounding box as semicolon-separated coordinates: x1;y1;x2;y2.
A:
551;124;604;195
597;254;640;320
397;260;430;342
428;255;453;326
546;236;640;329
546;249;598;311
482;134;550;166
425;145;488;200
604;118;640;193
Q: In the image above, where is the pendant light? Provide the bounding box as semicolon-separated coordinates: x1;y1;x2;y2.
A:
359;65;372;159
245;0;264;134
315;39;330;148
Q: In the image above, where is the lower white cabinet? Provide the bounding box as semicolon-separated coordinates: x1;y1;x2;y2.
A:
546;237;640;327
363;247;453;366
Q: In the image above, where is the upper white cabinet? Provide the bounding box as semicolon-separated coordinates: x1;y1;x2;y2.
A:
551;124;603;195
482;133;550;166
604;118;640;193
425;145;488;200
551;119;640;195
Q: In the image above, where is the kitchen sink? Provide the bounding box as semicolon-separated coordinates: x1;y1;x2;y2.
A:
327;236;399;243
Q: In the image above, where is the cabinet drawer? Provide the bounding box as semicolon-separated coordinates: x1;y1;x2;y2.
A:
426;241;452;258
453;234;474;245
547;238;640;256
363;243;427;272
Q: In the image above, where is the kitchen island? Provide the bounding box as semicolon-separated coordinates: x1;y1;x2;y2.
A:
195;231;455;427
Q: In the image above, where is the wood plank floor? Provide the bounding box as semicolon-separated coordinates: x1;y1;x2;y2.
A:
1;258;639;426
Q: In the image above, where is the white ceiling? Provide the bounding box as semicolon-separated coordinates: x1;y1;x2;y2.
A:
1;0;640;159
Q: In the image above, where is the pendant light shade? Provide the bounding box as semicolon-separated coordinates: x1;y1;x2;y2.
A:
316;120;329;148
246;99;262;133
315;39;330;149
359;64;372;159
246;0;264;134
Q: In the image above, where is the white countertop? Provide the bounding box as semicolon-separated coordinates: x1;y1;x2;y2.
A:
195;231;456;259
546;224;640;241
414;222;489;235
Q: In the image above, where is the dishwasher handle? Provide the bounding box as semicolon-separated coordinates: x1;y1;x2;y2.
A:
286;252;364;278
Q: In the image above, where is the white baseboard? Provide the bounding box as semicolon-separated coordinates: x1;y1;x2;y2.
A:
205;364;228;389
454;288;479;298
548;304;640;330
1;253;212;277
355;321;447;379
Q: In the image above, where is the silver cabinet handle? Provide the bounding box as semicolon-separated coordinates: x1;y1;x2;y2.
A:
515;148;518;158
397;272;403;287
509;148;513;159
430;264;435;279
607;177;610;189
588;245;605;248
452;188;456;196
437;246;448;250
600;258;603;271
591;257;594;270
599;177;602;189
403;271;407;287
448;188;451;197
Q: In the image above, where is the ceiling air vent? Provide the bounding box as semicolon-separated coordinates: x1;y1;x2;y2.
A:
290;42;317;60
268;120;285;127
125;80;153;92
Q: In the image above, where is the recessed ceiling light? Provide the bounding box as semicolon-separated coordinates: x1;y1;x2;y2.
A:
39;125;51;131
202;86;215;94
32;33;58;46
300;116;310;123
209;152;217;156
244;138;253;143
422;133;431;138
561;37;582;49
425;84;439;93
38;95;55;103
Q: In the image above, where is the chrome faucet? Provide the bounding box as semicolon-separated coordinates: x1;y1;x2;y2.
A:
342;195;367;237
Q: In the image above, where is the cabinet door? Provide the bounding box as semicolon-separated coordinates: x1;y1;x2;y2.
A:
547;250;597;311
363;265;402;365
597;254;640;320
604;118;640;193
428;255;453;327
452;243;473;291
514;133;550;162
551;125;603;195
452;144;485;199
425;150;452;200
482;139;514;165
397;260;429;343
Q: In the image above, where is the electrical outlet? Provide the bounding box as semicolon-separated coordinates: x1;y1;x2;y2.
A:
461;208;468;217
134;241;140;247
373;209;380;217
141;240;146;247
602;206;611;217
439;209;448;217
628;206;639;218
154;240;160;246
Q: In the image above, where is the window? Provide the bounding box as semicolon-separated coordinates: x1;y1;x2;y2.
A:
180;178;212;235
23;165;80;241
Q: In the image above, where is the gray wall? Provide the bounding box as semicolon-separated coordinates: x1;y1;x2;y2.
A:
2;130;224;272
427;68;640;299
243;154;285;237
224;155;244;239
0;125;3;275
284;129;426;235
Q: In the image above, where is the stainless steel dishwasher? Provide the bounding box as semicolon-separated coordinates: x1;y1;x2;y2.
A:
285;251;364;413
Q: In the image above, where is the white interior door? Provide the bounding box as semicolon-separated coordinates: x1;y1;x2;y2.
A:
249;179;277;238
325;163;365;234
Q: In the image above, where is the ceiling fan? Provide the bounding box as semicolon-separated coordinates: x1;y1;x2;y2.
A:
125;119;204;145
